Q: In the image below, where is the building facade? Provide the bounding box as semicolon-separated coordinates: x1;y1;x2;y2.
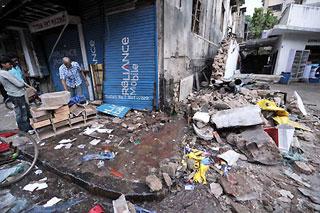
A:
0;0;244;110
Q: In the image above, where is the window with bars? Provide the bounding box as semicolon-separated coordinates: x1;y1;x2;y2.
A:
191;0;202;34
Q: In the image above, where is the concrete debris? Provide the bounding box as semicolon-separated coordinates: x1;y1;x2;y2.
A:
234;73;282;83
146;175;163;192
211;37;234;80
160;162;178;178
298;188;320;204
294;161;314;175
227;126;282;165
193;124;214;140
162;173;173;187
210;105;263;129
278;189;294;199
235;192;260;202
193;112;210;124
284;170;311;188
113;194;129;213
294;91;307;116
210;182;223;198
217;150;240;166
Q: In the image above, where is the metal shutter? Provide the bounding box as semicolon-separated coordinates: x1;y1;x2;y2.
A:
104;5;157;110
42;25;89;98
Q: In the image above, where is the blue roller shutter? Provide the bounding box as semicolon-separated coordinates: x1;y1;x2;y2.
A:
83;16;104;65
104;5;157;110
42;25;89;98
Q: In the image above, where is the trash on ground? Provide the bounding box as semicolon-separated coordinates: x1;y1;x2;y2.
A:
88;204;105;213
81;151;115;162
34;169;43;175
23;178;48;192
43;197;62;207
184;184;195;191
54;143;72;150
90;139;101;146
58;138;77;144
113;194;129;213
217;150;240;166
0;162;26;183
193;124;214;140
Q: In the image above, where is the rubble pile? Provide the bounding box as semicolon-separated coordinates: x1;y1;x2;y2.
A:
150;83;320;212
211;37;234;80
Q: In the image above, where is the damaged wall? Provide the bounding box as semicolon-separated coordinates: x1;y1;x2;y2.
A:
163;0;231;83
162;0;232;108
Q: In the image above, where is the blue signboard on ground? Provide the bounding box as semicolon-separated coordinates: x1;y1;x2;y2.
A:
96;104;131;118
104;5;157;110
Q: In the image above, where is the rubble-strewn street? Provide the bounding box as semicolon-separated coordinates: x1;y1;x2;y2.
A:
2;80;320;212
1;0;320;212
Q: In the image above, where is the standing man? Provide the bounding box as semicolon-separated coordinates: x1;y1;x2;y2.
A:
59;57;88;97
7;53;25;81
0;56;32;132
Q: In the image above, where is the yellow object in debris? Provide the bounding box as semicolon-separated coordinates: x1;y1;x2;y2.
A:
257;99;289;116
193;164;209;184
186;150;204;161
273;116;311;131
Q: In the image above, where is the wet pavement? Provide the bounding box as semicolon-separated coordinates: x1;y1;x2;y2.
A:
23;113;187;200
2;162;113;212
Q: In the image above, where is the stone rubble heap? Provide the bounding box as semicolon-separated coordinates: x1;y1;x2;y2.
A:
211;37;234;80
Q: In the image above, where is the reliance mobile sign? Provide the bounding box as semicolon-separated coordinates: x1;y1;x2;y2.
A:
121;37;139;97
29;11;68;33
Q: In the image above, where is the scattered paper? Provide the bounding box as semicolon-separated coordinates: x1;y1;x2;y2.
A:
43;197;62;207
97;129;113;134
218;150;240;166
77;144;86;149
23;180;48;192
83;124;104;135
90;139;101;146
64;143;72;149
54;143;72;150
35;170;43;175
185;184;195;190
54;144;64;150
59;138;77;144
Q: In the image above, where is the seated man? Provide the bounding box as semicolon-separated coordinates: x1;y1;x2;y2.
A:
0;56;32;132
59;57;88;97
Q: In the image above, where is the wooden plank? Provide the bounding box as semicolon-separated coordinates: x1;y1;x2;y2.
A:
54;105;70;114
70;104;85;116
31;119;51;129
52;114;70;123
30;107;50;118
32;114;52;123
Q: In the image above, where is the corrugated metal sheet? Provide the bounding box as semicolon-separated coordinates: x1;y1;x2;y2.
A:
42;25;89;98
104;5;157;110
